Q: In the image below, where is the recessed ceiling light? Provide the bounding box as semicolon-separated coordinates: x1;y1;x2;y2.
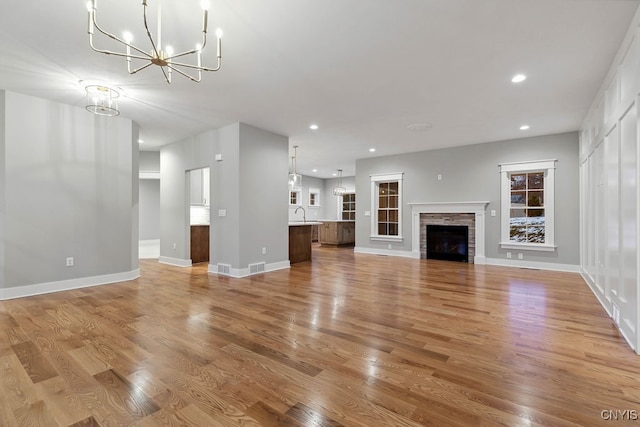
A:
312;169;318;173
138;139;144;144
332;173;337;177
520;124;530;130
369;148;376;152
511;74;527;83
309;124;319;130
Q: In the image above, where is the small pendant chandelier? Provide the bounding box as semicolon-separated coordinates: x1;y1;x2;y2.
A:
85;84;121;116
333;169;346;196
289;145;302;189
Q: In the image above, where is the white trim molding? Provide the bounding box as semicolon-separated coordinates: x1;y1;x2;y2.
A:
409;201;489;264
208;260;290;278
159;256;193;267
0;269;140;301
370;172;404;240
354;246;417;258
499;159;557;251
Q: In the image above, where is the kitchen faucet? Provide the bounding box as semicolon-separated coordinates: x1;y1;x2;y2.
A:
294;206;306;223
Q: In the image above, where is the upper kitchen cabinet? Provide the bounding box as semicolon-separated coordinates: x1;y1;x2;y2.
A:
190;167;210;206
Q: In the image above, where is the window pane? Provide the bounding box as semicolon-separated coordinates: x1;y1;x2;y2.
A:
378;223;388;235
527;226;545;243
378;210;388;222
379;196;388;208
511;192;526;206
511;208;526;219
388;223;398;236
388;182;398;195
511;174;526;190
379;183;388;195
388;210;398;222
528;191;544;207
389;195;398;208
509;225;527;242
528;172;544;189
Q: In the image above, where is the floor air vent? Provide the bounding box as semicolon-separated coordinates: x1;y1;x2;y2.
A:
249;262;266;274
217;264;231;275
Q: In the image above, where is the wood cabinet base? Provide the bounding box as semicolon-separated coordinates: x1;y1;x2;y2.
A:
289;225;312;264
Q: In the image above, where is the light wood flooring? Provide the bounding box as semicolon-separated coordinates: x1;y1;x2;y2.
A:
1;245;639;426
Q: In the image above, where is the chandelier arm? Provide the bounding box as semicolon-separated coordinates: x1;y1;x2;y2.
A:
159;65;172;84
89;38;153;61
91;15;152;59
129;61;155;74
166;60;221;72
142;1;161;62
166;64;201;83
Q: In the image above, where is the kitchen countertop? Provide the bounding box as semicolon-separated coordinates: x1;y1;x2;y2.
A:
288;221;323;226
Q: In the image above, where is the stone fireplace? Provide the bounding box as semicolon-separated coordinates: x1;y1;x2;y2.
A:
409;202;489;264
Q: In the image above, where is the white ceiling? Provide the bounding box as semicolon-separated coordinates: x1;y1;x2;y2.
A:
0;0;637;177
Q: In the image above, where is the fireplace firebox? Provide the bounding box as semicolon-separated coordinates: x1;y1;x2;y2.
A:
426;224;469;262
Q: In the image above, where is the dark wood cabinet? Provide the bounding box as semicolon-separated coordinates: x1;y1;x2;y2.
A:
289;225;313;264
190;225;209;264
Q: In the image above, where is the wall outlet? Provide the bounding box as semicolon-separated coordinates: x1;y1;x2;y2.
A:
387;244;392;250
172;243;177;250
518;253;524;260
491;209;496;217
437;174;442;181
262;247;267;255
506;252;512;259
66;257;74;267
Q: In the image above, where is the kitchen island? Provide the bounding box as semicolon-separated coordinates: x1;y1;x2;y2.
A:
289;222;322;264
318;220;355;246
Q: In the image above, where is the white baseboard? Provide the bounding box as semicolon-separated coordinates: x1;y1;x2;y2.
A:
208;260;290;278
485;257;580;273
354;247;579;272
354;246;417;258
580;269;638;354
0;269;140;301
158;256;193;267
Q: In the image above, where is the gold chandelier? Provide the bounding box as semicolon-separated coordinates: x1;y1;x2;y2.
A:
87;0;222;84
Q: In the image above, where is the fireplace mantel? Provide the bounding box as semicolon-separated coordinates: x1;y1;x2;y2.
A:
409;201;489;264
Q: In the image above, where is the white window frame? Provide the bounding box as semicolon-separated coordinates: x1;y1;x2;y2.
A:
370;172;404;242
289;189;301;206
499;159;556;251
308;188;320;207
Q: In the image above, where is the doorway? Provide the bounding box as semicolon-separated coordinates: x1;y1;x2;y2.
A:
189;167;210;264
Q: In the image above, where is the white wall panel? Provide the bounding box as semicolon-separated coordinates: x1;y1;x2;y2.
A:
620;103;638;338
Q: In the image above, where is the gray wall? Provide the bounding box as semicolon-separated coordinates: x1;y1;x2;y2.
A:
355;132;580;265
2;90;139;288
160;130;216;260
139;151;160;172
160;123;289;271
237;123;289;267
139;179;160;240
